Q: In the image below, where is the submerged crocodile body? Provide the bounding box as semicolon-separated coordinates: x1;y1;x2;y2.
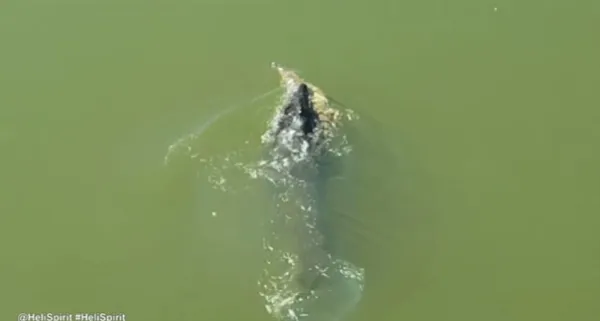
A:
259;63;364;321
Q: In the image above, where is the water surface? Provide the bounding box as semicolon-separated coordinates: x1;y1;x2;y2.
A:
1;1;599;321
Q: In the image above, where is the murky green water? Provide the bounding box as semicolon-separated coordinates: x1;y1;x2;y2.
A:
1;1;599;321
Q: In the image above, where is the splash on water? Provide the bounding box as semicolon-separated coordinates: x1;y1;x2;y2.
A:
164;65;364;321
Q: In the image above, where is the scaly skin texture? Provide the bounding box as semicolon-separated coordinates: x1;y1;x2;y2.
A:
271;62;342;134
267;62;344;295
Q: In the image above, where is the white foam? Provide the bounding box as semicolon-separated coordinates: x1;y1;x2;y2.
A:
163;71;364;321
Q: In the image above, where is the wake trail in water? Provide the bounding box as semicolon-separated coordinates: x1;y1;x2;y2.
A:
163;65;365;321
164;87;280;166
